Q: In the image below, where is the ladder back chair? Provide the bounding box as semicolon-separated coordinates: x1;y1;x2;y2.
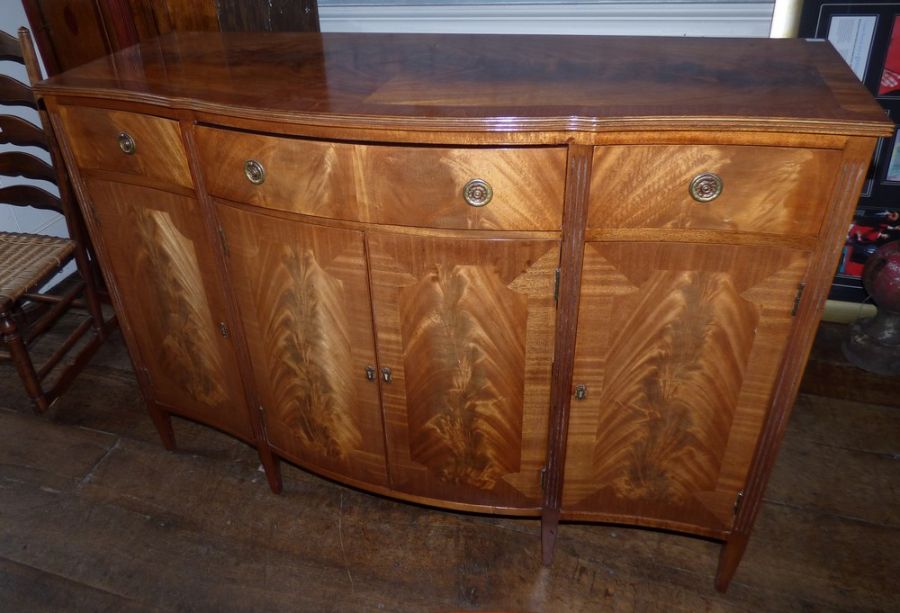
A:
0;27;115;412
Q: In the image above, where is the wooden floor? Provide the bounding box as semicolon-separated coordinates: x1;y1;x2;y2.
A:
0;318;898;612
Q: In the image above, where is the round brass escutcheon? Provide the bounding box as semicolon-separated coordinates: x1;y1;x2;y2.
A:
244;159;266;185
462;178;493;207
689;172;724;203
117;132;136;155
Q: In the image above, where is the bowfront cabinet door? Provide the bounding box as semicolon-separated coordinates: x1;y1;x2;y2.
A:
217;204;388;488
84;179;254;440
562;241;809;535
368;232;559;511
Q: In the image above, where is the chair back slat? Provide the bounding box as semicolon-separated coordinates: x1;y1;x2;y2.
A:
0;151;57;183
0;31;24;64
0;115;48;149
0;184;61;213
0;75;37;109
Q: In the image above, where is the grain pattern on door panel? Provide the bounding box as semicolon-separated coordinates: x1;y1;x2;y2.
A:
369;232;559;510
84;179;252;439
588;145;840;237
57;105;192;188
217;204;387;486
562;242;809;534
195;127;566;230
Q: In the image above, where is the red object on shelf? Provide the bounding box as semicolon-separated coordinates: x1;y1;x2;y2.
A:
844;240;900;375
864;240;900;312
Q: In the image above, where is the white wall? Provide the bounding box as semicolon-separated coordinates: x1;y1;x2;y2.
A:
318;1;776;38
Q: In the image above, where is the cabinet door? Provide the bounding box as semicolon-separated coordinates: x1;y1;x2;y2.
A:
562;242;809;534
217;205;388;487
368;232;559;510
84;179;253;440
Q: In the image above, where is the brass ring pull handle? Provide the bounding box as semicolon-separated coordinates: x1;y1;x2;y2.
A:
117;132;136;155
244;159;266;185
462;178;493;207
689;172;723;203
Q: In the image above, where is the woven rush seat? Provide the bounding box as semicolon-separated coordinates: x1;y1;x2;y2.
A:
0;231;76;308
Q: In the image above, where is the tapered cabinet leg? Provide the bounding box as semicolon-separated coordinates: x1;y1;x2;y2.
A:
715;532;750;592
542;508;561;566
1;311;50;413
258;445;283;494
147;404;176;450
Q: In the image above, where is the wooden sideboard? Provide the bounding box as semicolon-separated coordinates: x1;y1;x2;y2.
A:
36;32;891;591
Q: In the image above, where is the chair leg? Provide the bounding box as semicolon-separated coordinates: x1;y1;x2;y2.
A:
71;240;106;336
1;310;49;413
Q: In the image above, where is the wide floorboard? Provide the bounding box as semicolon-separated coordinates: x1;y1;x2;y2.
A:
0;324;897;612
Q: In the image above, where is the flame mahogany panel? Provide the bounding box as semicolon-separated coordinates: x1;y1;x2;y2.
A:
216;203;388;486
368;231;559;510
588;145;842;236
195;127;566;230
562;241;809;533
82;179;253;440
57;105;192;188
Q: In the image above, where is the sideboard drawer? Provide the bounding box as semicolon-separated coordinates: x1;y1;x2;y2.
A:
195;127;566;231
56;106;192;189
588;144;842;237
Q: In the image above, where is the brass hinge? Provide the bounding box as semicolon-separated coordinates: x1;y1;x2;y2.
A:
553;268;561;303
217;226;229;257
539;466;548;491
791;283;806;316
733;490;745;517
574;383;587;400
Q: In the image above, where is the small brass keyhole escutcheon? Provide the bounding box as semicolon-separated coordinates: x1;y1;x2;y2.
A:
689;172;723;203
118;132;136;155
381;367;393;383
365;366;376;381
244;159;266;185
463;178;493;207
575;384;587;400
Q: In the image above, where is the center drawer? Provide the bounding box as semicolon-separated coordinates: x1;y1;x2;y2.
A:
195;127;566;231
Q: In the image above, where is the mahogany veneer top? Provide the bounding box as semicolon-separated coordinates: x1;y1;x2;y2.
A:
37;32;891;135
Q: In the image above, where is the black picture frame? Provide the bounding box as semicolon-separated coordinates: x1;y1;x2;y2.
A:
800;2;900;302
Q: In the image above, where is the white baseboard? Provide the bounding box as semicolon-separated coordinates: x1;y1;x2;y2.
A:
319;3;775;37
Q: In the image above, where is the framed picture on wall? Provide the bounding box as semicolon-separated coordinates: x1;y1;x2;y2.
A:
800;2;900;301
